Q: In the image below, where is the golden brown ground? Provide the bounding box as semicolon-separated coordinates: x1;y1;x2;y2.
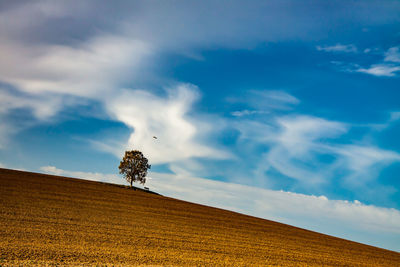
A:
0;168;399;266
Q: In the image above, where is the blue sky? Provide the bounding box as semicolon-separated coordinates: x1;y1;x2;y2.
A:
1;0;400;251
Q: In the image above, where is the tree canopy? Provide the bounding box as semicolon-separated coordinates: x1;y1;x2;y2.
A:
119;150;151;188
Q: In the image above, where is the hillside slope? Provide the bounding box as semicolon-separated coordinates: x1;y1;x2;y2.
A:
1;168;399;266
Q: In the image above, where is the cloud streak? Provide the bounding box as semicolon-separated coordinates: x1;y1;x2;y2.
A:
229;90;300;117
317;44;358;53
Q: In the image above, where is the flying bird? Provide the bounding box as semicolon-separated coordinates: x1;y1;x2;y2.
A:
153;136;158;139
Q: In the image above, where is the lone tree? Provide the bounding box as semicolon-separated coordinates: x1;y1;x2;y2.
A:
119;150;151;188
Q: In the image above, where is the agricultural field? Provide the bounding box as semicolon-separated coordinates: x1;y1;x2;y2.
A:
1;168;399;266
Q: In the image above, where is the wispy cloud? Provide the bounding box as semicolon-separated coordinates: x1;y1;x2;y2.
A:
384;46;400;63
356;64;400;77
234;114;400;200
261;116;348;185
316;44;358;53
231;109;269;117
0;36;151;99
0;85;86;120
254;90;299;108
229;90;299;116
39;165;400;252
389;111;400;122
0;119;15;150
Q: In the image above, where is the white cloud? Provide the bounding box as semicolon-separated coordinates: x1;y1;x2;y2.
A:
356;64;400;77
39;164;400;251
316;44;358;53
384;47;400;63
104;84;231;164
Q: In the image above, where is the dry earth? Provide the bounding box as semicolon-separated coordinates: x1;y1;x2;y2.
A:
1;168;399;266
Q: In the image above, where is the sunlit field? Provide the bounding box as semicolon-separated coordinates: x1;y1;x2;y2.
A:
1;168;399;266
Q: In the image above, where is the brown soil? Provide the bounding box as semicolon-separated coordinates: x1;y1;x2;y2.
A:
1;168;399;266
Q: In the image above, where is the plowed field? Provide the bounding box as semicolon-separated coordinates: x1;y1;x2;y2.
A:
1;168;399;266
